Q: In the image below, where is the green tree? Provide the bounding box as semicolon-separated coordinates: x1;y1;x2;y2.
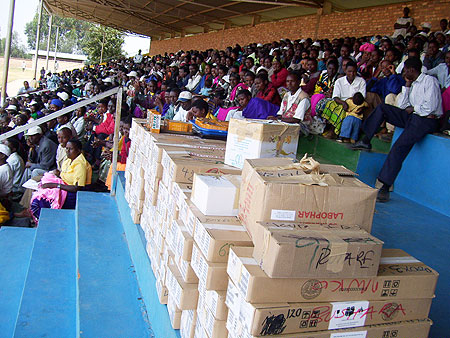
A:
81;25;125;64
24;9;93;54
24;7;125;63
0;31;30;58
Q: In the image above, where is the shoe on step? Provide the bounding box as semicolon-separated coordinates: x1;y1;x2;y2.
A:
350;140;372;151
377;189;390;203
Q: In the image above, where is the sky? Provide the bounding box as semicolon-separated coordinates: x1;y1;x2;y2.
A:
0;0;151;56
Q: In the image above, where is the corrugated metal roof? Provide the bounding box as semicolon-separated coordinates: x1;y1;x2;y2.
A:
43;0;411;39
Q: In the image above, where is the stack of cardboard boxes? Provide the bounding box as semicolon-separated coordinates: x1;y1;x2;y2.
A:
224;157;438;338
124;119;438;338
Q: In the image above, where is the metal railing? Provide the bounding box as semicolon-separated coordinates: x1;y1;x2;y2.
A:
0;86;123;196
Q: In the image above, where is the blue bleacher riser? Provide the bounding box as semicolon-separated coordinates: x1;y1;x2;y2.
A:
392;129;450;217
13;209;77;338
0;227;36;338
76;191;153;338
116;172;181;338
355;151;388;187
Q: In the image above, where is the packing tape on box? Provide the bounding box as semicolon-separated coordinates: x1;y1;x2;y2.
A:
254;155;320;174
380;256;420;264
322;232;349;273
202;223;247;232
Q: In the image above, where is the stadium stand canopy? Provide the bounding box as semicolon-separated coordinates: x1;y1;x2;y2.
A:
43;0;410;39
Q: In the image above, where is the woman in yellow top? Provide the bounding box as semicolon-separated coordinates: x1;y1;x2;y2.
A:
29;139;92;220
187;99;217;121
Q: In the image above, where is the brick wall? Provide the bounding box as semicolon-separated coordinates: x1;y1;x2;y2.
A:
149;0;450;55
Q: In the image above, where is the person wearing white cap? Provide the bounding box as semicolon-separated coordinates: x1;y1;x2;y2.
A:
172;91;193;122
0;144;13;198
6;105;17;112
421;22;432;35
127;70;138;78
21;126;58;181
57;91;70;102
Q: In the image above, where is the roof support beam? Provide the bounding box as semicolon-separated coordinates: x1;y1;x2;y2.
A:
229;0;318;7
223;20;232;30
251;14;261;26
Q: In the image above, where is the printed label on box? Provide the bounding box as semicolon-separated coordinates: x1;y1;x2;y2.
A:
330;331;367;338
270;209;296;221
328;301;369;330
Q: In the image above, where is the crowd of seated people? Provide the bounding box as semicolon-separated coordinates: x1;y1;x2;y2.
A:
0;7;449;224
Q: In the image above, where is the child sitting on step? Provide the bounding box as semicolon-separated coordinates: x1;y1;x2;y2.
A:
337;92;368;143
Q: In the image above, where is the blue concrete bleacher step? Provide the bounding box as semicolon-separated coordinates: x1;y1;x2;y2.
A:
0;227;36;338
13;209;77;338
76;191;153;338
372;193;450;338
115;172;181;338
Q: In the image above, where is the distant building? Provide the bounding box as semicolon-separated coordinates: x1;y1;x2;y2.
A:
29;50;87;64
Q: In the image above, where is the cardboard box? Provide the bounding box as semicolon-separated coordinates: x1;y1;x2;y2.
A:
193;213;252;263
251;221;362;264
225;119;300;169
258;228;383;278
194;316;208;338
169;219;194;261
191;244;228;291
198;304;228;338
191;174;241;216
155;278;168;304
172;182;192;211
180;310;197;338
185;200;242;237
166;263;199;310
168;294;182;329
175;254;199;284
225;278;432;336
239;158;377;233
227;247;438;303
163;151;241;184
204;289;228;321
228;319;432;338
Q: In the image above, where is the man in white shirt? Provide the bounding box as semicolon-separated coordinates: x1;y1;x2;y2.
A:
4;139;24;194
134;50;143;64
17;81;35;95
0;144;13;198
333;63;366;100
352;57;442;202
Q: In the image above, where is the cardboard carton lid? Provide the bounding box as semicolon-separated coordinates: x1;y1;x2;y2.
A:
188;201;241;225
228;118;301;141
